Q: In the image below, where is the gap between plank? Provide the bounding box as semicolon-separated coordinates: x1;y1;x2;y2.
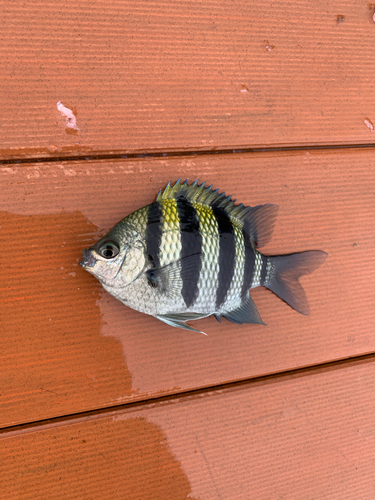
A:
2;142;375;165
2;351;375;436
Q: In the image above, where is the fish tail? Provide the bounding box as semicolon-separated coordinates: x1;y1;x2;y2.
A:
264;251;327;315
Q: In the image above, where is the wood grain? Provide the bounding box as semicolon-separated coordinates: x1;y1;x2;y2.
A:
1;150;374;428
2;0;375;159
2;357;375;499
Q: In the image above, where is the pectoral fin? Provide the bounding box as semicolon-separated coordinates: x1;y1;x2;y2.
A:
146;254;201;300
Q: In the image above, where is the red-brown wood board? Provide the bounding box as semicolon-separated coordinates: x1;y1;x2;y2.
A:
1;0;375;160
2;356;375;499
1;150;374;430
2;0;375;496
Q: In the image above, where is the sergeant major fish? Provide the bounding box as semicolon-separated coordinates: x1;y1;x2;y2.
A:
79;180;327;333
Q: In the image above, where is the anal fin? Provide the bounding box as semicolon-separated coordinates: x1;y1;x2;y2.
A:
222;294;265;325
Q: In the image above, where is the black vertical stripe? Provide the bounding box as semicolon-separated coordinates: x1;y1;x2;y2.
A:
146;202;163;269
176;197;202;308
241;234;255;298
211;205;236;309
260;255;268;286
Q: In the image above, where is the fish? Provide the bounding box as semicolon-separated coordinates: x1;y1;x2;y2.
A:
79;180;327;333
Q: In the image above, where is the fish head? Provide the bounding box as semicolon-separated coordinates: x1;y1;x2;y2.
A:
79;223;146;288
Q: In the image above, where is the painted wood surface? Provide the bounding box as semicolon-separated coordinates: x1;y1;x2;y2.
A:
2;1;375;497
1;149;374;428
2;356;375;499
1;0;375;159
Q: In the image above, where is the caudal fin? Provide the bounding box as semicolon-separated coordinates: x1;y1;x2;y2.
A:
265;251;327;315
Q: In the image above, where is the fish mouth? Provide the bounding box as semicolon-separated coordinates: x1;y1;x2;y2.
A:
79;249;97;269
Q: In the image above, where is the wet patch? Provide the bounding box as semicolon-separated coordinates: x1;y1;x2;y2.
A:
0;210;133;427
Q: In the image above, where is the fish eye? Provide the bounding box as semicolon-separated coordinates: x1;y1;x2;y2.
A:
98;241;120;259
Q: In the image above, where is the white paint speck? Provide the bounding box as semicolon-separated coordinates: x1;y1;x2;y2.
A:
57;101;80;131
59;165;77;177
264;41;275;52
364;118;374;132
26;167;41;179
2;168;17;175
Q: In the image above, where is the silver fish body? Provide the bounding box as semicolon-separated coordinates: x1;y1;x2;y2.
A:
80;180;327;332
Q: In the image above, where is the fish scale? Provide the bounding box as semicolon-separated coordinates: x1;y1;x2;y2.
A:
252;252;264;288
159;199;181;267
189;202;218;312
80;180;327;333
224;222;245;310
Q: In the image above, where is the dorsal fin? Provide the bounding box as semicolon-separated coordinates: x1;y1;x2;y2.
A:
156;179;279;248
157;179;233;207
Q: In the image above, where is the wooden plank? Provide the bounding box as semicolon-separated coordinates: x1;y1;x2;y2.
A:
1;150;374;428
2;0;375;159
2;357;375;499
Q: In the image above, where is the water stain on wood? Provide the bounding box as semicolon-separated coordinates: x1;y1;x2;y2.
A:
2;416;198;500
0;210;133;428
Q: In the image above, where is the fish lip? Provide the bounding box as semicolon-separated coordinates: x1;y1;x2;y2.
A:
80;249;97;269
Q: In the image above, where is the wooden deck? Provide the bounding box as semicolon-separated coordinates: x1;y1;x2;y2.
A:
1;1;375;498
